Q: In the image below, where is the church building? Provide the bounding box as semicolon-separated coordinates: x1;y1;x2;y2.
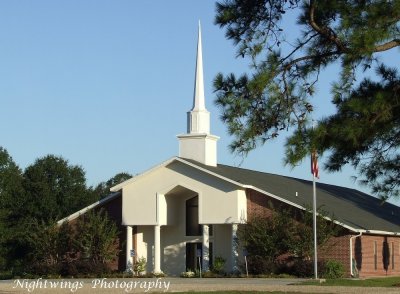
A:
59;24;400;278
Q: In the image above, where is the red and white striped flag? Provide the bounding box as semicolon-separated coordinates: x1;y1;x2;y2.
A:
311;151;319;179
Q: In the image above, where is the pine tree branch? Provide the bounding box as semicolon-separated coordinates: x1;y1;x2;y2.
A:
279;32;319;64
308;0;348;53
282;50;340;72
374;39;400;52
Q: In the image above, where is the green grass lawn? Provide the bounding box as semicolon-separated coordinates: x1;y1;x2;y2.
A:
298;276;400;287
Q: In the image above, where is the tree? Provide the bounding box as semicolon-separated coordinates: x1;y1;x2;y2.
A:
22;155;97;222
0;147;24;270
238;206;338;274
27;219;63;266
288;206;339;260
94;172;132;199
75;209;120;264
214;0;400;198
0;147;24;225
26;220;77;276
286;67;400;200
27;209;119;275
239;210;295;263
0;149;120;274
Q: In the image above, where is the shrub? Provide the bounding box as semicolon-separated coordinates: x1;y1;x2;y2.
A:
133;257;146;276
290;259;327;278
60;261;78;277
202;271;223;278
180;271;195;278
290;259;313;277
290;259;344;278
322;260;345;279
245;255;278;275
29;262;62;277
71;260;111;278
152;271;166;277
212;256;226;274
0;271;13;279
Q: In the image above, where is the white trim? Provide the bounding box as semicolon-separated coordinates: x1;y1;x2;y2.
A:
56;192;121;226
110;157;178;192
176;133;220;140
361;229;400;236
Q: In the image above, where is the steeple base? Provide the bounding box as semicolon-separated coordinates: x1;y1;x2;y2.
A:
177;133;219;166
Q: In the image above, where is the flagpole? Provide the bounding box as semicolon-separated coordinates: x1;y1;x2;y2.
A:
311;119;318;280
313;170;318;279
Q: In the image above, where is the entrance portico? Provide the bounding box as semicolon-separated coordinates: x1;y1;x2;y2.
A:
119;175;247;275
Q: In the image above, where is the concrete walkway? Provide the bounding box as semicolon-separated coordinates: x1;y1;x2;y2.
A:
1;278;400;293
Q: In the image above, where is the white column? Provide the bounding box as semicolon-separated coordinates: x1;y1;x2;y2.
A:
202;224;209;271
126;226;133;271
154;224;161;273
231;224;239;272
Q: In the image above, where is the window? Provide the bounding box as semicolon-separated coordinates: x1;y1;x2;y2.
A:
186;196;202;236
374;241;378;270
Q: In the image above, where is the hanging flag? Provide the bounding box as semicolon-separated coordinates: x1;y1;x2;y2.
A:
311;150;319;179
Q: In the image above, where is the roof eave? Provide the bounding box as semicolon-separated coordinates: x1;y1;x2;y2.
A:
56;191;121;226
358;229;400;236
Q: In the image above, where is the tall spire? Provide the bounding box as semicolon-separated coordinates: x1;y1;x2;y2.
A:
187;21;210;134
177;21;219;166
192;21;206;111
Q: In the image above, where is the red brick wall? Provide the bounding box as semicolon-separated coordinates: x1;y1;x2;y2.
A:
246;188;400;278
246;189;353;276
246;189;284;219
353;234;400;277
319;234;352;276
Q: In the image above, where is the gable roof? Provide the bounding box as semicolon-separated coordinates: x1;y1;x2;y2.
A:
180;158;400;234
60;156;400;235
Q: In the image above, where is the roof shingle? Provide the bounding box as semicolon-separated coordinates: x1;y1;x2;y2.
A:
181;158;400;233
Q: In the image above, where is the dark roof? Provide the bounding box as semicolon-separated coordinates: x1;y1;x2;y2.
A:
181;158;400;233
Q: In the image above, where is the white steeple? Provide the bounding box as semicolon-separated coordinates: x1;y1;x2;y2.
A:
192;21;206;111
188;21;210;134
177;22;219;166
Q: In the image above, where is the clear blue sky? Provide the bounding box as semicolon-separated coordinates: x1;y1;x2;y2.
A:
0;1;394;200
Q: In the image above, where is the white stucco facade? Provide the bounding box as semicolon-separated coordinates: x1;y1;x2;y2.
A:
111;159;247;275
118;161;246;226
